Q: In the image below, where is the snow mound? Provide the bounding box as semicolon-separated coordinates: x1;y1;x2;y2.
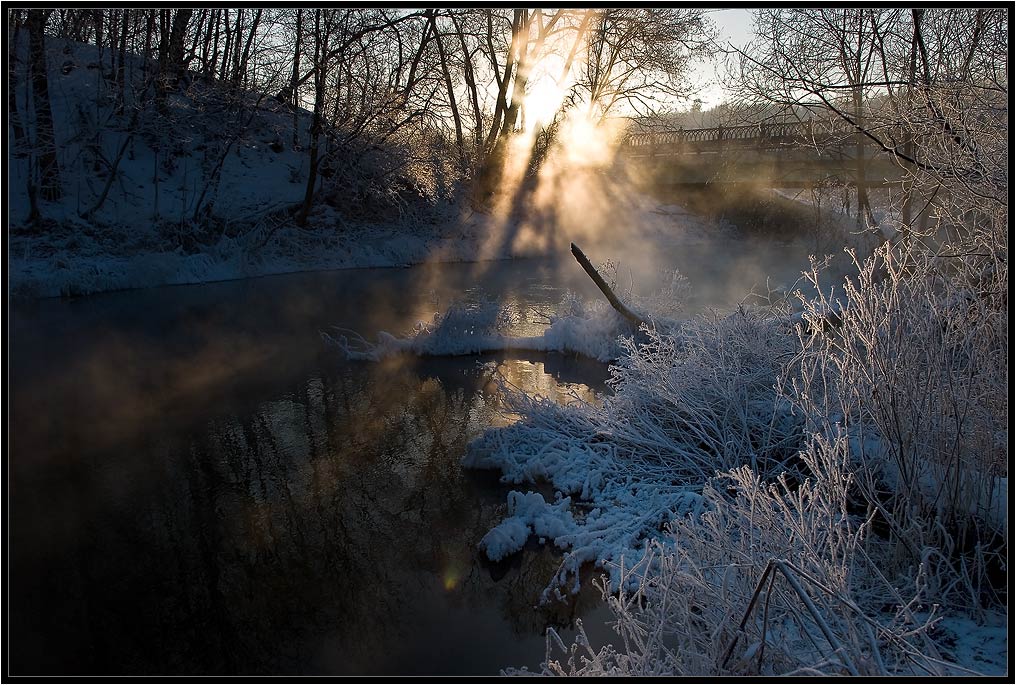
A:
328;295;638;362
478;491;577;562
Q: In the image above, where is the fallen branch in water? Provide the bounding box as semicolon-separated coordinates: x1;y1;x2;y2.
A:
570;242;648;329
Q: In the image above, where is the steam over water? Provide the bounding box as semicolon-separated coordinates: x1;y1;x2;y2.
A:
10;234;813;675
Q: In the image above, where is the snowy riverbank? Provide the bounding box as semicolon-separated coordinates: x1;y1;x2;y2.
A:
8;207;499;298
8;189;736;300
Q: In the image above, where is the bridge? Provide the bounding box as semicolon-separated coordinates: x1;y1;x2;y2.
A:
618;119;907;188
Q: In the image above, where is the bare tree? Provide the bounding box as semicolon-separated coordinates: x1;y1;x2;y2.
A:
7;10;27;152
732;8;1007;233
26;8;61;215
578;8;714;122
297;9;332;226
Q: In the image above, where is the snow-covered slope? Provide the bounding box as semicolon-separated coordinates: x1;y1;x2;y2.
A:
6;39;504;297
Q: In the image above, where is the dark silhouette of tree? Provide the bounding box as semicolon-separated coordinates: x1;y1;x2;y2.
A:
26;8;61;215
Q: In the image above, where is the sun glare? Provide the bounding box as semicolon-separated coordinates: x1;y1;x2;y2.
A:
558;111;621;167
523;78;567;130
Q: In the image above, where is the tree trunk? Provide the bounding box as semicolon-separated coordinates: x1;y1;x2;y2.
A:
298;11;325;227
207;10;221;79
114;9;128;114
474;10;528;203
199;10;215;76
94;8;104;67
220;9;232;81
851;15;870;229
8;18;26;152
230;9;244;83
429;11;465;169
168;9;192;81
188;9;207;72
291;9;303;146
450;12;484;158
853;85;869;230
155;9;170;112
238;9;262;89
27;9;61;203
299;101;322;227
143;11;154;74
571;243;647;328
484;9;518;151
900;12;920;228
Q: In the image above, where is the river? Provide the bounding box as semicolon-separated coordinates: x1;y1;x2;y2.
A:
9;236;813;675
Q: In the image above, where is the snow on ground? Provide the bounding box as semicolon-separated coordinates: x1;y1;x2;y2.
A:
8;205;511;298
6;40;503;297
931;610;1008;676
9;195;729;299
479;491;578;562
461;309;794;600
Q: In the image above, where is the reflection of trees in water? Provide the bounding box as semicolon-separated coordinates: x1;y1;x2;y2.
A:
12;355;605;675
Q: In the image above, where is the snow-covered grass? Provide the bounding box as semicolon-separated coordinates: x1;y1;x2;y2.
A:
508;454;1005;675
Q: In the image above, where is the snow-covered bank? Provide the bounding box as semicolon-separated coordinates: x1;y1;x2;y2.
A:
9;180;744;299
8;209;506;299
7;38;514;299
468;237;1006;676
464;308;801;597
7;195;728;299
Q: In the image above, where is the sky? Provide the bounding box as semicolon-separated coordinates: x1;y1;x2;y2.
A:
690;8;756;109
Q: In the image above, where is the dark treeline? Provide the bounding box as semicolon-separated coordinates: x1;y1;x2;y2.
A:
7;8;713;227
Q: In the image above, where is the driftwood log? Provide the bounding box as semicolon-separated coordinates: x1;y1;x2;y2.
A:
570;242;648;329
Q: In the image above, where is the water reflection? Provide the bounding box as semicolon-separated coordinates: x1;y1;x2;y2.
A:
10;241;813;676
10;326;612;675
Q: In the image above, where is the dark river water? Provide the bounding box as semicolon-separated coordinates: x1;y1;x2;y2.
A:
9;240;812;676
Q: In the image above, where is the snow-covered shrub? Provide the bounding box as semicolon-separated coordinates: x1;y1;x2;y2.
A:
509;431;970;677
605;308;803;477
634;268;692;321
319;124;466;226
488;212;1005;675
466;303;806;597
787;234;1007;609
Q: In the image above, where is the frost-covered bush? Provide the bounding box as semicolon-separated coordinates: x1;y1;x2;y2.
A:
498;216;1007;675
320;124;466;225
634;268;692;320
466;303;805;596
787;234;1007;608
606;308;803;477
485;212;1005;675
509;432;969;677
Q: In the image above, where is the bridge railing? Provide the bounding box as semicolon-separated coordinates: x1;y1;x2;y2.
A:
622;118;862;154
